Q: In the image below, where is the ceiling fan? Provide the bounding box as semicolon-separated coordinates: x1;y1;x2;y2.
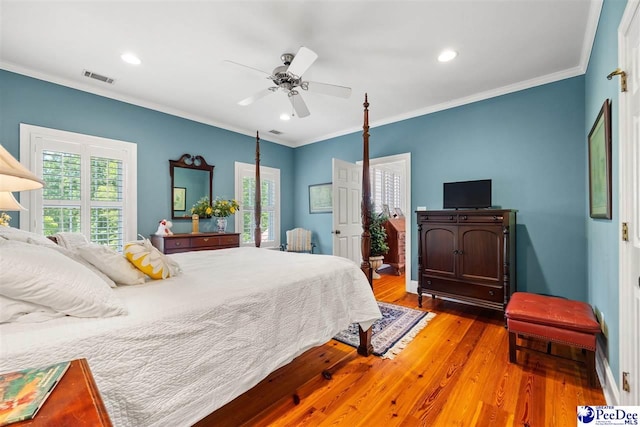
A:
226;47;352;118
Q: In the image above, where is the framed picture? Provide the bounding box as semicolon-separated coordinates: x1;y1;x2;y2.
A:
588;99;612;219
394;207;404;218
309;183;332;214
173;187;186;211
382;204;391;218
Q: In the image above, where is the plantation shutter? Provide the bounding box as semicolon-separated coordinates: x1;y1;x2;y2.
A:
235;162;280;248
22;124;137;251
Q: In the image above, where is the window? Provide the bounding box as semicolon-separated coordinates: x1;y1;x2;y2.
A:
20;124;137;250
234;162;280;248
371;164;404;214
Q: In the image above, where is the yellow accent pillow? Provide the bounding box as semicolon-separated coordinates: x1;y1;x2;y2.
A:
124;238;180;280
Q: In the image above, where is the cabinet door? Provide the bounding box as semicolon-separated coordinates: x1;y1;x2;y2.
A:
457;225;503;284
422;225;457;278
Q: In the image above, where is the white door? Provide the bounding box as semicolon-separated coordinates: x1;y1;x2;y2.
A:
332;158;362;264
618;0;640;406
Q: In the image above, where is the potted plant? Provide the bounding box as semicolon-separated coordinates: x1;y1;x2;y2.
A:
369;209;389;279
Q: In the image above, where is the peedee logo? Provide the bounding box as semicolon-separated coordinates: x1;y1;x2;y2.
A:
578;406;596;423
578;406;640;426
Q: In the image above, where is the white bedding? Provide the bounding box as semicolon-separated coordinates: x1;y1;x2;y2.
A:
0;247;381;426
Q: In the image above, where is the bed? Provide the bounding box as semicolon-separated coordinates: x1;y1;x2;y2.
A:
0;95;379;426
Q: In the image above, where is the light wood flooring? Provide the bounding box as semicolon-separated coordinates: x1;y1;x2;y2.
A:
197;267;606;426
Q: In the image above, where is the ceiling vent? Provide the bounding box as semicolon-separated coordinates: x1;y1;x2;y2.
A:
83;70;115;84
269;129;283;135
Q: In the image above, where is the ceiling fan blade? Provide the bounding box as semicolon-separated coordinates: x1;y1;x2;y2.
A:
305;81;352;99
224;60;271;77
288;91;310;118
286;46;318;78
238;88;275;106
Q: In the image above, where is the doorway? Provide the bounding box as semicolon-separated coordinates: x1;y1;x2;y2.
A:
368;153;411;293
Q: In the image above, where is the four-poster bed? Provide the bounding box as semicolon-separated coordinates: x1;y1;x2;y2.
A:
252;95;374;354
0;95;379;426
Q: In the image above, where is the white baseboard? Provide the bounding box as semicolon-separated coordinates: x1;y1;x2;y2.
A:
596;338;620;405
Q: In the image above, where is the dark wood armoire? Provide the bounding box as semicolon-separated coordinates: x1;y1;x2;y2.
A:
416;209;516;312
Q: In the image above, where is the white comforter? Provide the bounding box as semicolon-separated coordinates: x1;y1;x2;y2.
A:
0;247;381;426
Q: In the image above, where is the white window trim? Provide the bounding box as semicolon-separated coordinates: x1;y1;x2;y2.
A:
19;124;137;242
234;161;280;249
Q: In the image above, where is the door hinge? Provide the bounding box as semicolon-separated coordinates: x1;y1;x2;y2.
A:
623;371;631;392
622;222;629;241
607;68;627;92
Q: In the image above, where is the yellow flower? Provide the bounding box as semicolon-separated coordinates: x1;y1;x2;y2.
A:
211;197;241;217
191;196;213;218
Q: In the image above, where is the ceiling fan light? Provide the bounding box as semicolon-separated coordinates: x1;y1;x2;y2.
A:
438;49;458;63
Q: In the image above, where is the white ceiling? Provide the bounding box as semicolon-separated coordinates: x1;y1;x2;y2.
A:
0;1;601;148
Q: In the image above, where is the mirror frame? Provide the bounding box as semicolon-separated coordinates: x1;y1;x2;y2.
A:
170;154;214;220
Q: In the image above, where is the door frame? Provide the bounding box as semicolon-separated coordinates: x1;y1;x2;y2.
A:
363;153;412;293
617;0;639;406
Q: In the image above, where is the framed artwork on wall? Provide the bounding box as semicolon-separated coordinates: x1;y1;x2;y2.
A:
309;183;332;214
173;187;186;211
588;99;612;219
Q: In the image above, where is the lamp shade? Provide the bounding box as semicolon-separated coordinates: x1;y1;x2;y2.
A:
0;144;45;191
0;191;26;211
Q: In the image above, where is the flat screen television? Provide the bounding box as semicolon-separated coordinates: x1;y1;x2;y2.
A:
443;179;492;209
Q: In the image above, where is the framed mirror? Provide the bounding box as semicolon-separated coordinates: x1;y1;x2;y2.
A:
170;154;214;220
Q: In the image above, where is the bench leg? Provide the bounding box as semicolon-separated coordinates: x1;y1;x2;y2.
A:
508;331;517;363
585;349;597;388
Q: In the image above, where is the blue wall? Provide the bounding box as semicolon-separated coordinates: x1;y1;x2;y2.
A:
295;77;588;301
584;0;627;387
0;70;295;239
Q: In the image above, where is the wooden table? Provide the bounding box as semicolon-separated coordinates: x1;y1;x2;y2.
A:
12;359;112;426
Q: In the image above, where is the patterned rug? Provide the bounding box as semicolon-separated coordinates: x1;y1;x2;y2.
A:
333;301;436;359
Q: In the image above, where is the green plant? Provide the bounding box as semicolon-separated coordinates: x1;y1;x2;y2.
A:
369;210;389;257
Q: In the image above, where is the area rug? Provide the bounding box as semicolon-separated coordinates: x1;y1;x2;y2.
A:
333;301;436;359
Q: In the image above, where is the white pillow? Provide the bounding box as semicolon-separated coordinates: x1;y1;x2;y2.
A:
50;245;117;288
0;295;64;323
51;232;89;250
0;240;126;318
0;226;57;247
76;243;146;286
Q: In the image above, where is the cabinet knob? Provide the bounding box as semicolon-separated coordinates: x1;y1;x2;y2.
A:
489;290;495;296
461;215;468;220
175;242;181;246
448;215;454;220
427;280;432;285
203;238;209;242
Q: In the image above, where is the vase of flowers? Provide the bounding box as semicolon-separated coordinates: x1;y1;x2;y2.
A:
0;212;11;227
191;196;213;219
211;197;240;233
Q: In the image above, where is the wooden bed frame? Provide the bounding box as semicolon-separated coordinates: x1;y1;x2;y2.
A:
252;94;374;356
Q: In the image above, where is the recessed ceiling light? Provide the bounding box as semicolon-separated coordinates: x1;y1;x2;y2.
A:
437;49;458;63
121;52;141;65
280;113;291;121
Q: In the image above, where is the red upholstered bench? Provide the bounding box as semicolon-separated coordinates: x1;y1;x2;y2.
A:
505;292;601;387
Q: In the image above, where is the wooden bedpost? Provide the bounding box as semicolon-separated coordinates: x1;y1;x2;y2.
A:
360;94;373;288
358;94;374;357
254;131;261;248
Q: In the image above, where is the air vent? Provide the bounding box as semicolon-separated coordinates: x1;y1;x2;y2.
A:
269;129;283;135
83;70;115;84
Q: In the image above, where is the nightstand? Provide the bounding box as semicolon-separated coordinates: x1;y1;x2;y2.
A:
151;232;240;254
13;358;112;426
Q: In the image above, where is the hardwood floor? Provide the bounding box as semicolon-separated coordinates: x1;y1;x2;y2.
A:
197;268;606;426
